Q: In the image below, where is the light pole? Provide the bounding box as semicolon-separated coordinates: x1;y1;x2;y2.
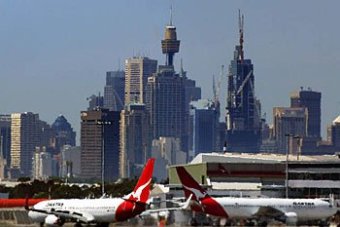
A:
296;136;302;161
284;133;292;198
97;120;111;196
284;134;301;198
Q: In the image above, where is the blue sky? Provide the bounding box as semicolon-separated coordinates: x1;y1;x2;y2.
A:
1;0;339;142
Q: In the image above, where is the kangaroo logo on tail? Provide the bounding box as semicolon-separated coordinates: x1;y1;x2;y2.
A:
182;185;207;200
176;166;209;202
176;166;229;218
129;158;155;203
129;178;152;202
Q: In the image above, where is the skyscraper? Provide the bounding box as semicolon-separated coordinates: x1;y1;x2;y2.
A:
190;99;220;156
124;57;157;105
119;104;150;178
290;88;321;140
146;66;185;142
51;115;76;152
181;64;202;153
10;112;40;176
80;108;120;181
226;11;261;152
0;115;11;166
330;116;340;149
104;70;125;111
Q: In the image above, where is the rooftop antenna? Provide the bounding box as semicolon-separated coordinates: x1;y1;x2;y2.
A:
238;9;244;62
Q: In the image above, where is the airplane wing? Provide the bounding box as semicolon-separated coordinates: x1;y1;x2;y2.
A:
27;207;95;223
253;206;285;218
140;194;192;217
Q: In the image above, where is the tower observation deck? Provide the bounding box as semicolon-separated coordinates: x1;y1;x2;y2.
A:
161;8;180;66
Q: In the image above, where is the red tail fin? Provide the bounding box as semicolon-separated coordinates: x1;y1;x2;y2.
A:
129;158;155;203
176;166;209;202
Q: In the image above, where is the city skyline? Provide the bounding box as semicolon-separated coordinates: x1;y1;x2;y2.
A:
1;1;340;141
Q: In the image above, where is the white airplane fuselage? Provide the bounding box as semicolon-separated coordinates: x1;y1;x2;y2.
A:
214;197;336;221
28;198;125;224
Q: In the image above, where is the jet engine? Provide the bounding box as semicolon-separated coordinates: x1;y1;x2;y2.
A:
45;214;63;227
285;212;298;226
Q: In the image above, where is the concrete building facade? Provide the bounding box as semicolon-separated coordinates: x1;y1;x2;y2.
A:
290;89;321;140
124;57;157;105
273;107;307;153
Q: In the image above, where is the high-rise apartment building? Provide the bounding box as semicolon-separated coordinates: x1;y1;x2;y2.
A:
290;88;321;140
51;115;76;152
225;12;262;153
80;108;120;181
119;104;150;178
273;107;307;153
10;112;40;176
104;70;125;111
124;57;157;105
0;115;11;166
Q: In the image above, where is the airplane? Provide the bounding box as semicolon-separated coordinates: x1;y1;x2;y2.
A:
26;158;155;227
176;166;340;226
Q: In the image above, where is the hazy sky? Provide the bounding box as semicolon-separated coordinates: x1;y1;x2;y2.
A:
1;0;340;142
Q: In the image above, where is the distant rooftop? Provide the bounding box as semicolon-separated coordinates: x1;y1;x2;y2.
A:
190;152;340;164
333;115;340;125
52;115;73;131
190;99;214;110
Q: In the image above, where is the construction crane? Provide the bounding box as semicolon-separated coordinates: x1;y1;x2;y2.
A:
236;70;253;96
213;65;224;107
238;9;244;62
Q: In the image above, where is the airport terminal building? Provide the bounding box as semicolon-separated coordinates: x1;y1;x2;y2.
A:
168;152;340;198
